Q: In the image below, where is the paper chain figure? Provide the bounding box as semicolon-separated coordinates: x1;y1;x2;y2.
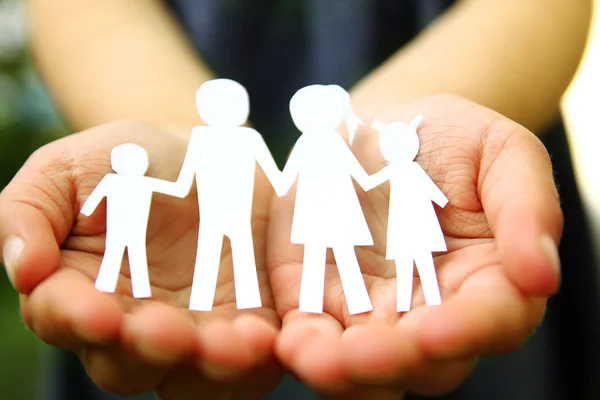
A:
176;79;283;311
80;144;187;298
369;116;448;311
81;79;448;314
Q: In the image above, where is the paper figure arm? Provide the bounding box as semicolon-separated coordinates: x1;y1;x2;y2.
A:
173;128;202;197
251;129;284;196
415;163;448;208
145;177;187;198
362;165;392;191
371;118;387;132
336;135;372;191
80;175;113;216
278;141;302;197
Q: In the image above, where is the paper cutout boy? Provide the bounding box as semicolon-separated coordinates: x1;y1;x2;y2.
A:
368;115;448;311
81;143;186;298
175;78;283;311
279;84;374;315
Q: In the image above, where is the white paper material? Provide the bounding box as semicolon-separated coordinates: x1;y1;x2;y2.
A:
80;143;186;298
175;78;282;311
280;84;373;315
368;115;448;311
80;81;448;317
298;245;327;313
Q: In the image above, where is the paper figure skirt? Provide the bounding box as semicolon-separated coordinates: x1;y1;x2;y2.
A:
386;176;446;259
291;172;373;247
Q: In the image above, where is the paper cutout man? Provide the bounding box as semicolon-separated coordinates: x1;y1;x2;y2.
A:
368;115;448;311
175;78;283;311
279;84;374;315
80;143;186;298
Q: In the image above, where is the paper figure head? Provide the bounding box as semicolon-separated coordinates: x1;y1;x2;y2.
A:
379;118;422;163
196;79;250;128
290;85;344;134
326;85;364;145
111;143;149;176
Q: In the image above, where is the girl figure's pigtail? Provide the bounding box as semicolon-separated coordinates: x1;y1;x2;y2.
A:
327;85;364;145
409;114;424;131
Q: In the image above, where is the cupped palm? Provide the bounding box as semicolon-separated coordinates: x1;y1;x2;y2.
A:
6;121;281;399
268;94;562;398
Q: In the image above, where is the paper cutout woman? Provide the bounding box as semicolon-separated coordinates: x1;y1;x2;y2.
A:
279;84;373;315
80;143;186;298
368;115;448;311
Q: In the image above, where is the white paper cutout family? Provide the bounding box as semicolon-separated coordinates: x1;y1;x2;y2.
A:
81;79;448;315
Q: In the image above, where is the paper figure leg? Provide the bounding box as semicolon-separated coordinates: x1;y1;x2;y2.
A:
332;246;373;315
395;255;415;312
189;224;223;311
95;244;126;293
414;252;442;306
127;241;152;298
229;227;261;309
298;245;327;313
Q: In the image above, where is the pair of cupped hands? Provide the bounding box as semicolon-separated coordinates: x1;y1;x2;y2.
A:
0;95;562;400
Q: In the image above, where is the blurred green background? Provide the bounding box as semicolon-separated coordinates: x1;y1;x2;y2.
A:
0;0;67;398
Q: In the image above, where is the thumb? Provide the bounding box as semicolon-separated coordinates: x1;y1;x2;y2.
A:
481;124;563;296
0;144;76;294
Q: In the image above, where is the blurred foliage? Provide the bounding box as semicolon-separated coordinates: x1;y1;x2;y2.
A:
0;0;68;398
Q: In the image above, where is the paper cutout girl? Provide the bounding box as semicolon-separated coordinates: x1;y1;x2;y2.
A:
368;115;448;311
279;84;373;315
80;143;186;298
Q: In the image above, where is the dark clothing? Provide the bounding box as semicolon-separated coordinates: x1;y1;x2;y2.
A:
166;0;453;163
46;1;600;399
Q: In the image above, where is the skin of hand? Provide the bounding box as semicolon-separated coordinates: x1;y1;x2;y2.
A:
0;121;283;400
269;94;563;399
24;0;577;397
28;0;214;135
351;0;592;135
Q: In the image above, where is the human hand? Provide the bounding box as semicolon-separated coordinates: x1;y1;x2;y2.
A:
268;94;562;398
0;121;282;399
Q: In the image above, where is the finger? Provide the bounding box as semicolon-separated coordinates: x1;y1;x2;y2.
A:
24;267;122;350
80;343;165;397
196;314;279;382
339;314;476;392
337;325;474;398
276;310;343;364
121;302;197;366
339;324;421;384
196;318;256;380
415;266;546;359
405;356;477;397
231;356;284;400
0;144;75;294
83;302;200;397
276;311;347;390
480;124;563;296
231;314;278;363
291;334;346;391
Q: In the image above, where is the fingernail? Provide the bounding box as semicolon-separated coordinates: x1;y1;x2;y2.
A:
2;236;25;288
539;234;560;277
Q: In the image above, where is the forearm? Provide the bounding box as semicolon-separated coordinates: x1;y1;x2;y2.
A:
351;0;592;134
28;0;214;136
